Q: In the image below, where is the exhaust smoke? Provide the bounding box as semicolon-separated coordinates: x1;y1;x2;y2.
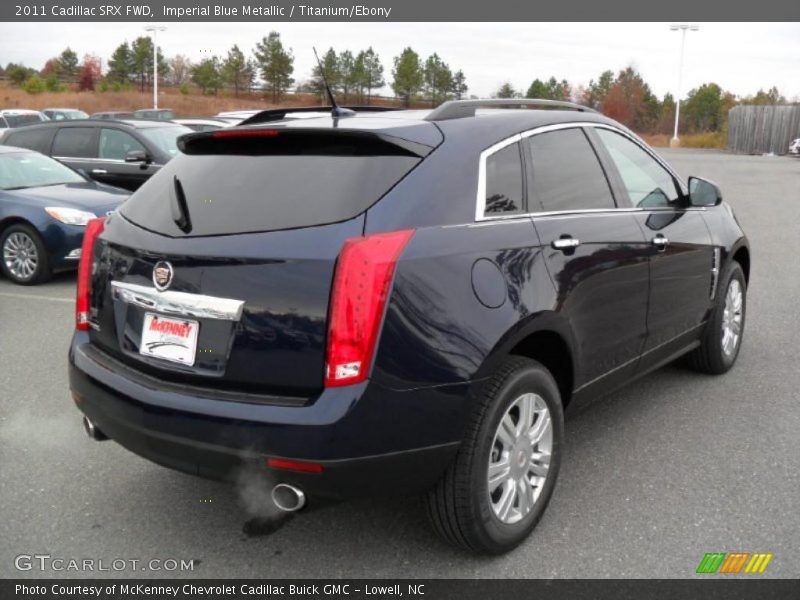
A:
233;463;294;538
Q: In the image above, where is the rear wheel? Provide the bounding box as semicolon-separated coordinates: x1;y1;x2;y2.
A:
686;261;746;374
1;224;52;285
425;356;564;554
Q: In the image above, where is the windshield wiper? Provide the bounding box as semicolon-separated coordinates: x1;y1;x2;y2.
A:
170;176;192;234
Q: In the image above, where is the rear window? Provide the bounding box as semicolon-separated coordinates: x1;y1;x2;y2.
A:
120;133;422;237
4;128;53;154
6;113;45;127
484;142;524;216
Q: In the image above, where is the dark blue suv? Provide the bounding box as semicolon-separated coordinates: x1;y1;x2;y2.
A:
69;100;750;554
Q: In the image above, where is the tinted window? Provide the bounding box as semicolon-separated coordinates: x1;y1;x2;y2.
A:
4;128;53;154
595;129;680;208
5;113;45;127
99;128;146;160
484;142;524;215
528;128;615;212
52;127;96;158
121;143;421;237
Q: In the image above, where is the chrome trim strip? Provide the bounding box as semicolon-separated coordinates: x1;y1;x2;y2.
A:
111;281;245;321
475;121;689;223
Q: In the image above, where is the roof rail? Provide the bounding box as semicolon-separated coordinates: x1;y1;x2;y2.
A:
238;105;402;126
424;99;597;121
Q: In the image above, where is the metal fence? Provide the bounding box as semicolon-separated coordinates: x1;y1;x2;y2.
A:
727;105;800;154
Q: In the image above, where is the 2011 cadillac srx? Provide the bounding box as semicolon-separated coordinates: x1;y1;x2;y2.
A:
69;99;750;554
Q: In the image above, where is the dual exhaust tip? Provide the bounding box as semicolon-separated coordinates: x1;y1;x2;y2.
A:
82;416;306;512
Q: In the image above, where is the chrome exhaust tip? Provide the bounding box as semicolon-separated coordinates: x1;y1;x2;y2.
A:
82;416;108;441
271;484;306;512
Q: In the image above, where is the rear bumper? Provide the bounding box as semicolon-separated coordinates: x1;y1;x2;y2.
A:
69;333;466;499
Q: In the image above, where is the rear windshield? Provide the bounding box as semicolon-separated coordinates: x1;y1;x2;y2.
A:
120;137;421;237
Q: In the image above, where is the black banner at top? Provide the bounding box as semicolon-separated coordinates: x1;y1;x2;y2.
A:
1;0;799;22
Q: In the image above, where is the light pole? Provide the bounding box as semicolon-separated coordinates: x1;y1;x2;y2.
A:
670;24;699;146
144;25;167;109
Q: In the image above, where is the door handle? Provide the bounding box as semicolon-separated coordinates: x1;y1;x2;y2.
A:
91;169;108;174
652;235;669;250
552;237;580;250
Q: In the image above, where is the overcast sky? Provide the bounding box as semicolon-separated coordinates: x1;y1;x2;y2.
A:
1;22;798;100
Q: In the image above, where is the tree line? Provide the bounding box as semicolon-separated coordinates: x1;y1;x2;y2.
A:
1;33;469;107
2;37;793;135
493;67;794;135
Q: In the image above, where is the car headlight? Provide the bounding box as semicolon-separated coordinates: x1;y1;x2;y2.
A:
45;207;98;226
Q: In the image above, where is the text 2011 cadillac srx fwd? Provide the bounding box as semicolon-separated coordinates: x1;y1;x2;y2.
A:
69;100;749;554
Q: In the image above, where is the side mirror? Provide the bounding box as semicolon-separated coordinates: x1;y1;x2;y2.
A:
125;149;152;165
688;176;722;207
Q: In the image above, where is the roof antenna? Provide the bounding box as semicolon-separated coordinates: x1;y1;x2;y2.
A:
313;47;355;120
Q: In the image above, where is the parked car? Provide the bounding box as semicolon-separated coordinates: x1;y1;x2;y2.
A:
90;111;135;120
789;137;800;155
43;108;89;121
173;118;232;132
0;146;127;284
69;99;750;554
0;109;49;129
0;119;192;191
133;108;176;121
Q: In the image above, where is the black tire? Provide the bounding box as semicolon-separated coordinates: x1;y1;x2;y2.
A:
0;223;52;285
425;356;564;554
686;261;746;374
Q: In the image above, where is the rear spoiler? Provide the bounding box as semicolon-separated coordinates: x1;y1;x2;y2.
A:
177;127;435;158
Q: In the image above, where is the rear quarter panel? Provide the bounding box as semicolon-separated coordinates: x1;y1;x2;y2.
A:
371;220;562;391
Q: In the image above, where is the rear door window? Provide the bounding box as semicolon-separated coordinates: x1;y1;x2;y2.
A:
52;127;96;158
528;128;615;212
120;132;422;237
483;142;524;216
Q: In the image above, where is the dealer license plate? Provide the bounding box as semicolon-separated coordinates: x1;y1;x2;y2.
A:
139;312;199;366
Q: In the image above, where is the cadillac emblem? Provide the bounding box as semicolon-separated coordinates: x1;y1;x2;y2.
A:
152;261;174;291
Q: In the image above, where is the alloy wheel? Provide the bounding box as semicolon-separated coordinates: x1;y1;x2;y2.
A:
721;278;743;357
487;393;553;524
3;231;39;281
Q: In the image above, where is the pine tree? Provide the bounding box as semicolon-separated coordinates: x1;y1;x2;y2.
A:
254;32;295;103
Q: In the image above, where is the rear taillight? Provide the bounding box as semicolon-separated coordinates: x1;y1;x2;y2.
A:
75;217;105;331
325;230;414;387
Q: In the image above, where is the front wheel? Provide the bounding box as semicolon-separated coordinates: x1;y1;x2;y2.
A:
0;224;52;285
686;261;746;374
425;356;564;554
